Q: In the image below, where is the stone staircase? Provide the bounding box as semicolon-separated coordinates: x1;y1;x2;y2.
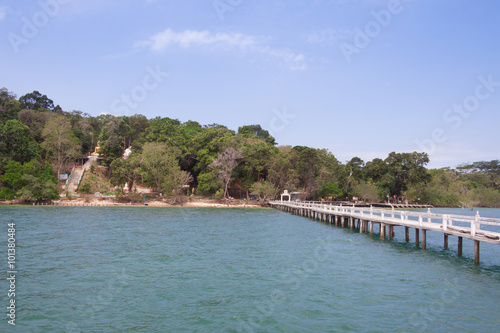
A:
65;156;98;196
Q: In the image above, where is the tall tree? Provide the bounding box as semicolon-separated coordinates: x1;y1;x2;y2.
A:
139;142;189;198
210;147;244;198
0;119;40;168
110;154;141;190
145;117;183;147
19;90;55;111
0;88;22;123
167;168;194;201
187;125;235;176
267;145;299;191
42;115;80;177
17;109;53;142
238;124;276;145
384;151;430;196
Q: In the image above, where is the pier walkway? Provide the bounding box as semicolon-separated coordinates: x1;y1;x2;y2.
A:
269;201;500;265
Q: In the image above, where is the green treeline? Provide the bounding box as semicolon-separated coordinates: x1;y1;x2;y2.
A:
0;88;499;207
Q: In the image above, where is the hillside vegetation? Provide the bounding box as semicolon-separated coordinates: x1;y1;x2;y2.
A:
0;88;499;207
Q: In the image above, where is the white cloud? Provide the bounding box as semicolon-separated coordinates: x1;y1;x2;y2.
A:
136;29;307;71
305;28;353;46
0;6;7;21
139;29;260;52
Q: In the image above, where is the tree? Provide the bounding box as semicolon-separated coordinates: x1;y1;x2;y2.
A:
98;116;132;166
318;183;344;200
0;160;42;200
238;124;276;145
17;174;59;201
352;181;380;202
5;161;59;202
17;109;53;142
186;125;235;178
267;146;299;191
0;88;22;123
129;114;149;135
167;168;194;201
364;158;389;182
293;146;321;195
139;142;180;194
0;161;24;191
236;137;277;198
292;146;342;197
0;119;40;168
384;152;430;196
197;169;222;194
110;155;141;190
210;147;244;198
145;117;183;147
343;157;365;195
345;157;364;180
250;180;279;203
41;115;80;177
19;90;55;111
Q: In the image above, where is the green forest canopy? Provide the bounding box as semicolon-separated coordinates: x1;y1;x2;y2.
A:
0;88;499;207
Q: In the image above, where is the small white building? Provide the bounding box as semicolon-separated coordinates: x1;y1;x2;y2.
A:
280;190;291;202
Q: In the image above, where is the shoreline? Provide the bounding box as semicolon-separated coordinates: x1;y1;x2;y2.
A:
1;198;498;209
0;198;265;208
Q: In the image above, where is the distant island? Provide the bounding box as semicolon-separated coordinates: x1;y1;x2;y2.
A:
1;88;499;208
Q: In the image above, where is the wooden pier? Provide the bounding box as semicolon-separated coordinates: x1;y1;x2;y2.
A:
269;201;500;265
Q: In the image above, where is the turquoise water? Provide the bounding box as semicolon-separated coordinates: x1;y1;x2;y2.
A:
1;206;500;332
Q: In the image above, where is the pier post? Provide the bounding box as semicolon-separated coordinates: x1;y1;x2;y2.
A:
458;237;463;256
415;229;420;247
369;221;373;235
474;240;480;265
422;230;427;250
387;226;392;241
359;220;364;233
444;234;448;249
405;227;409;243
380;223;386;239
335;215;338;226
350;217;354;230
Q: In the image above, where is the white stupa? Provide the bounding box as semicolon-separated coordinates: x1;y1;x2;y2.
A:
123;146;132;159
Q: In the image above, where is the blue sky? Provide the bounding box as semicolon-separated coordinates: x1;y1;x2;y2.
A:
1;0;499;169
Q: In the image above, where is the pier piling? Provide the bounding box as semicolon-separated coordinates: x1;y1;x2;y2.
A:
269;200;500;266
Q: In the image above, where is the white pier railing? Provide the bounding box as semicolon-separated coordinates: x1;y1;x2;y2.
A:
269;200;500;264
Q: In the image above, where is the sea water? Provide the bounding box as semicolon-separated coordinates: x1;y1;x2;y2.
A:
1;206;500;332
